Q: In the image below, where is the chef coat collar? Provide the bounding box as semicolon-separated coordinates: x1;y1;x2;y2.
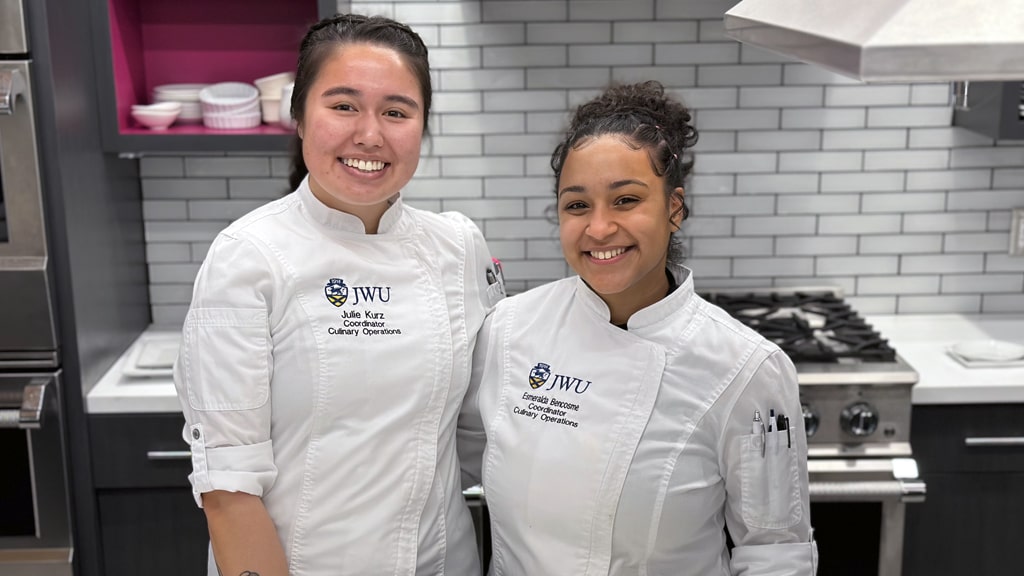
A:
298;176;409;235
574;263;698;332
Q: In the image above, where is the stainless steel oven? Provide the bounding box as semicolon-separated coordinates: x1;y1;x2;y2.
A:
0;0;73;573
702;287;927;576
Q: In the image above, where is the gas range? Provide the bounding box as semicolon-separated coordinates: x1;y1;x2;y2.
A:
700;286;919;458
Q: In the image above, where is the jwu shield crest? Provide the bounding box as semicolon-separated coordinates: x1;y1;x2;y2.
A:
325;278;348;307
528;363;551;390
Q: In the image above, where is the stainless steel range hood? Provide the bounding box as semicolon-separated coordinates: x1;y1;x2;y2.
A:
724;0;1024;83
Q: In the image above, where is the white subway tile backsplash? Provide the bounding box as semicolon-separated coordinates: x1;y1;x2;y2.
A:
695;152;777;174
776;235;857;255
863;149;949;171
440;69;525;90
906;169;991;191
825;85;910;107
902;254;984;274
185;157;270;178
910;84;952;105
741;130;819;151
483;45;567;67
440;23;525;46
736;173;818;194
733;216;817;236
570;0;654;20
821;129;906;150
897;294;980;314
138;7;1024;317
857;275;939;294
867;106;953;128
482;1;566;22
908;127;993;148
948;190;1024;211
942;273;1023;294
782;108;865;129
817;255;898;276
612;65;696;87
698;65;782;86
656;43;739;66
691;237;774;257
151;305;188;327
146;243;191;263
140;157;184;177
571;44;652;67
395;2;482;24
697;109;779;130
819;214;902;235
484;133;561;155
944;233;1009;253
526;22;611;44
993;169;1024;189
779;151;862;172
820;172;904;193
859;234;943;254
734;257;814;277
951;147;1024;168
861;192;945;213
739;86;823;108
777;193;859;214
615;21;698;43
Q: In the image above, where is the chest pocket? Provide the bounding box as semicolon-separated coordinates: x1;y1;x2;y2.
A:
738;431;802;529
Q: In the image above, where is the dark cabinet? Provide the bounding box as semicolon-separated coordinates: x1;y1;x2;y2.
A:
89;413;208;576
88;0;336;152
903;404;1024;575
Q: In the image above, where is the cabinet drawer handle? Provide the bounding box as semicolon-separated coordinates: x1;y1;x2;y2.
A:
146;450;191;460
964;437;1024;447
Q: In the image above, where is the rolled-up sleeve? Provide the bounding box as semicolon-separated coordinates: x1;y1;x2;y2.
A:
722;349;818;575
172;232;278;507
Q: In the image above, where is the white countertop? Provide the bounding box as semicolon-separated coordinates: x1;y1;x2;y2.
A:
868;313;1024;405
87;315;1024;413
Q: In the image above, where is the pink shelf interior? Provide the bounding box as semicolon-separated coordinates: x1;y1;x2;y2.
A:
108;0;317;135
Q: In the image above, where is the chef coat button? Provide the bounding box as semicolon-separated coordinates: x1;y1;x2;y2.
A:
192;429;201;440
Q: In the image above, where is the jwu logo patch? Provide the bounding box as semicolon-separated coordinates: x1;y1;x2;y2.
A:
527;362;591;394
324;277;393;307
325;278;348;307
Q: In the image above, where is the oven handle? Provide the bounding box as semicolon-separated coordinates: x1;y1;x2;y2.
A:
0;379;47;429
0;68;26;115
964;437;1024;447
810;480;926;503
146;450;191;461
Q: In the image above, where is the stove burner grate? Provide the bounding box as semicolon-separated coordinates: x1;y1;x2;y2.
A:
704;291;897;363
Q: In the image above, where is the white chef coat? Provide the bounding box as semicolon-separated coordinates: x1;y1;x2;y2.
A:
460;265;817;576
173;177;505;576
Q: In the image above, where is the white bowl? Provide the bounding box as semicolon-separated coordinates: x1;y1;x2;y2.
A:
152;83;207;101
260;98;281;123
253;72;295;97
132;102;182;113
203;110;261;130
951;340;1024;362
132;108;181;130
279;82;296;129
198;82;259;114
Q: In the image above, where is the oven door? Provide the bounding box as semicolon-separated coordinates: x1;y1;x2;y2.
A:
809;458;926;576
0;59;57;369
0;372;72;575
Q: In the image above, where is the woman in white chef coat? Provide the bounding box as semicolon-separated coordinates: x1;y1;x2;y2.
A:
173;14;504;576
459;81;818;575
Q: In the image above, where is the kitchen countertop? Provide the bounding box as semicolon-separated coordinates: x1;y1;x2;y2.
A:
86;314;1024;413
868;313;1024;405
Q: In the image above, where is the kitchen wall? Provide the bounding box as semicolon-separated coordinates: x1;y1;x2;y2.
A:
142;0;1024;326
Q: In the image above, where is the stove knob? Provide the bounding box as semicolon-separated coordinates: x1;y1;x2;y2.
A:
801;403;819;437
841;402;879;437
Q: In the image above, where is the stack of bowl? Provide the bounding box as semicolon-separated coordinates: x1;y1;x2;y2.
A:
152;84;206;124
254;72;295;125
199;82;261;130
131;102;182;130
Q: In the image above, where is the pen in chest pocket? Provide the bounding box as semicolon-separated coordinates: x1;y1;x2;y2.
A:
752;410;766;457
